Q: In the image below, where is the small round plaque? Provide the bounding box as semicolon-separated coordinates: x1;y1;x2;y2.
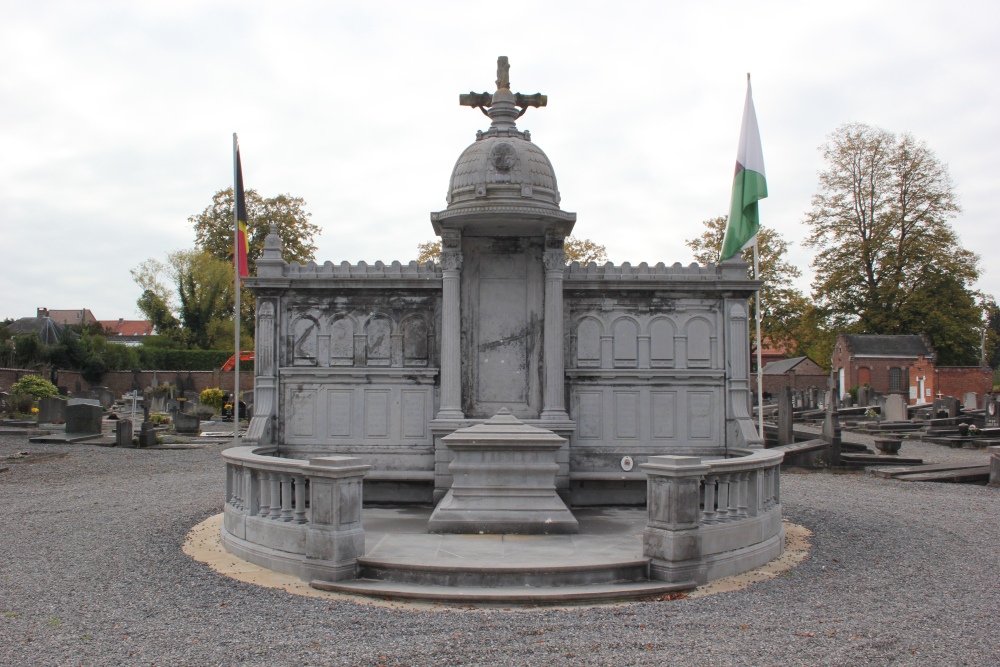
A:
490;143;516;172
621;456;634;472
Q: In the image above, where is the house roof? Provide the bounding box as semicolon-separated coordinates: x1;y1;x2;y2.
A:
8;317;63;345
98;319;154;337
763;356;811;375
843;334;930;357
44;309;97;326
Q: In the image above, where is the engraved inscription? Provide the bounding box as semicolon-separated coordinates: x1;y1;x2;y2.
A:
290;391;315;437
401;390;427;438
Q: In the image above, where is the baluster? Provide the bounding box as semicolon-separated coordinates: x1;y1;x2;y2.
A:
226;464;234;507
280;473;294;521
233;465;244;510
242;468;251;513
773;467;781;505
268;473;282;519
727;473;740;520
737;472;750;518
716;474;730;523
258;471;271;517
701;476;717;524
293;475;307;524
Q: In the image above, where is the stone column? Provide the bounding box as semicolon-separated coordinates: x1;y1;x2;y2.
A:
642;455;710;585
301;456;371;583
436;232;464;419
541;243;568;420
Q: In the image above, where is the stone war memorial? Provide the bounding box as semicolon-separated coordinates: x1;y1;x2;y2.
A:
220;58;784;603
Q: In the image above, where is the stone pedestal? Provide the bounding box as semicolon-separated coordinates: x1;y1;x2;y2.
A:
301;456;371;582
172;411;200;434
642;455;710;585
428;409;578;534
138;421;158;448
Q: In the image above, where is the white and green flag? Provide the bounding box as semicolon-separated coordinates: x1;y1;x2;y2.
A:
720;79;767;262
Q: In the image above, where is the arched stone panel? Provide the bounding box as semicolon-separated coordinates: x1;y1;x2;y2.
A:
366;314;393;366
329;316;354;366
685;317;712;368
292;315;319;366
402;315;429;367
576;317;602;368
649;317;675;367
612;317;639;368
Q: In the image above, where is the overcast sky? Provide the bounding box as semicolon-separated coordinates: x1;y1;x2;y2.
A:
2;0;998;323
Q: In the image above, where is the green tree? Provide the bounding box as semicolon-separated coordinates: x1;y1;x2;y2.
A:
191;188;319;274
131;250;241;350
985;299;1000;370
804;123;981;362
414;236;608;264
686;216;807;351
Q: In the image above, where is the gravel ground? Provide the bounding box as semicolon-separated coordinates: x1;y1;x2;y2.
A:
0;434;996;667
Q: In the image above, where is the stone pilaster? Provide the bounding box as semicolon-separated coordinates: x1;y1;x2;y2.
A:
437;231;464;419
541;242;568;420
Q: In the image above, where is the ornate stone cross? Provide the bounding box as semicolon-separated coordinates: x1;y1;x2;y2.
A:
459;56;547;118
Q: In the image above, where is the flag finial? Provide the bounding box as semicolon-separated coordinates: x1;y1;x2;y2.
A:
747;72;751;83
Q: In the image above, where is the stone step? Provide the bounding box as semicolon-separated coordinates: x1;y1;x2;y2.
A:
871;462;988;479
311;578;696;605
840;453;924;466
356;557;650;587
891;466;991;483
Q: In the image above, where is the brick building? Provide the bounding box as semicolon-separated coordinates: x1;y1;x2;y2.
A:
833;333;992;405
759;355;827;396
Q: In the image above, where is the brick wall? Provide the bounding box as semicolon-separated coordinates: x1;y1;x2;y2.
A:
755;373;829;396
0;367;254;398
934;366;993;403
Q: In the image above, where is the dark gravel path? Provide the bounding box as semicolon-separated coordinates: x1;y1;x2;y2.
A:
0;435;996;667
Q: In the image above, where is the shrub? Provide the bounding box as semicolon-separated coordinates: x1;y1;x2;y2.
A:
8;392;35;415
148;414;171;426
11;375;59;399
199;388;225;411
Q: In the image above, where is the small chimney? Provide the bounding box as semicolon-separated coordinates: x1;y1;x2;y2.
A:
37;307;49;319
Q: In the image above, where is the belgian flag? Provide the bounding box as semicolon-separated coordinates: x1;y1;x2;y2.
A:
234;141;250;278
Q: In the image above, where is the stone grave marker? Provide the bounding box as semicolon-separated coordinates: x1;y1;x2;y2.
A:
963;392;978;411
778;386;793;446
93;387;115;409
138;421;157;447
857;386;870;406
985;396;999;427
841;394;854;408
173;410;200;434
115;419;134;447
933;397;959;419
37;396;66;423
66;401;103;435
883;394;908;422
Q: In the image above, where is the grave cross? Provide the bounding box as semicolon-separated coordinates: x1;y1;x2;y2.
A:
459;56;548;118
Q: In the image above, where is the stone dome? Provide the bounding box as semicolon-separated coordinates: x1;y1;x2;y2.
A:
445;132;561;211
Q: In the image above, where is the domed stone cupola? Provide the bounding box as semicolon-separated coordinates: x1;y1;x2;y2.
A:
432;57;576;236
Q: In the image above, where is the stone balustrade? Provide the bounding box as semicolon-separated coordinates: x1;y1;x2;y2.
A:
642;448;784;585
221;446;370;583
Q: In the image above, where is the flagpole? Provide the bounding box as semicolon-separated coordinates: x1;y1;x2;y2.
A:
754;237;764;440
232;133;240;449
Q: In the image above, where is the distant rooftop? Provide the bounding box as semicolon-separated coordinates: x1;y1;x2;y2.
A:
842;334;931;357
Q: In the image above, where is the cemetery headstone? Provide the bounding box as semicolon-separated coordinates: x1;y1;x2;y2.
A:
822;397;842;465
66;402;103;435
138;421;157;448
933;397;959;419
985;396;999;428
93;387;115;409
841;394;854;408
963;392;978;411
116;419;134;448
857;386;870;407
172;410;200;434
778;386;794;446
883;394;908;422
37;396;66;423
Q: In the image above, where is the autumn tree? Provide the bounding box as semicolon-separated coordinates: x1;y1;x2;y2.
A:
686;216;807;352
804;123;982;363
131;250;248;350
191;188;319;273
415;236;608;264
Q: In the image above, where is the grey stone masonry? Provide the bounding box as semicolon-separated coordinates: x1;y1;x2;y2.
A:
427;409;578;534
777;386;793;446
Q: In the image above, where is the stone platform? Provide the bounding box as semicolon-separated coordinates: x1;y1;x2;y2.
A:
312;505;693;603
